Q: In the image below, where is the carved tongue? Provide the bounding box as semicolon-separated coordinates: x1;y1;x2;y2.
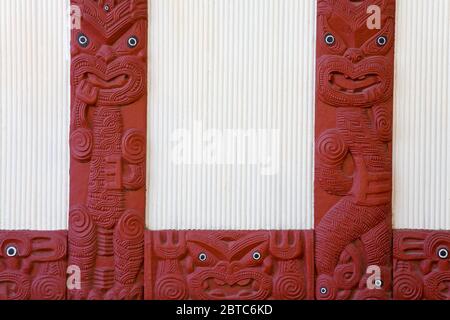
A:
76;79;99;104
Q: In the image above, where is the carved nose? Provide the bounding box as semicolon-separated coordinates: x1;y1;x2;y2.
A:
344;48;364;63
96;45;115;63
216;261;240;274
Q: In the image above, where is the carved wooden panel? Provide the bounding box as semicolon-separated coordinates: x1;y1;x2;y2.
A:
0;231;67;300
145;231;314;300
394;230;450;300
69;0;147;300
314;0;395;300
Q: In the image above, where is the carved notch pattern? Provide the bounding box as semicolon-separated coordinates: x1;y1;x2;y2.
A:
393;230;450;300
69;0;147;300
145;231;314;300
314;0;395;300
0;231;67;300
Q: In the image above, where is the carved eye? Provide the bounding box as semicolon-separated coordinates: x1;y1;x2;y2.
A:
252;252;261;260
324;33;335;46
77;33;89;47
198;252;207;261
438;248;449;259
127;36;139;48
377;36;387;46
375;279;383;288
6;246;18;257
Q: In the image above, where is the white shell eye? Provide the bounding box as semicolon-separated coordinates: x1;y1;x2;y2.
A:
438;248;449;259
377;36;387;46
104;4;110;12
325;34;335;45
375;279;383;288
252;252;261;260
320;287;327;295
198;253;207;261
128;36;138;48
6;246;18;257
77;33;89;47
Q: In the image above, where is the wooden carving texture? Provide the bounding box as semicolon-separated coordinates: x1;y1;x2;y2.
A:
393;231;450;300
145;231;314;300
69;0;147;300
0;231;67;300
314;0;395;300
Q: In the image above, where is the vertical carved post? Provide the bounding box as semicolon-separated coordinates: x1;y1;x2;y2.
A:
314;0;395;300
69;0;147;300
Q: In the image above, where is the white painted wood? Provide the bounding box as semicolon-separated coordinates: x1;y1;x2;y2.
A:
393;0;450;230
147;0;316;230
0;0;70;230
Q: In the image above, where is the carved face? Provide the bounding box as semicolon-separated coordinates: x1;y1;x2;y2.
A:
71;1;147;106
0;232;66;300
317;0;394;107
186;233;272;300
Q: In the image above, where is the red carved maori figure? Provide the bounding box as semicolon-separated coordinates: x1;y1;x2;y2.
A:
145;231;314;300
314;0;395;300
394;231;450;300
69;0;147;299
0;231;67;300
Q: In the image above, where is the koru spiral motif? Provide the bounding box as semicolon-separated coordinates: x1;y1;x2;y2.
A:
314;0;395;300
0;231;67;300
145;231;314;300
69;0;147;300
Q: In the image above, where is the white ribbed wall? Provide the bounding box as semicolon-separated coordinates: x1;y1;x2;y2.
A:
0;0;70;230
393;0;450;229
147;0;316;230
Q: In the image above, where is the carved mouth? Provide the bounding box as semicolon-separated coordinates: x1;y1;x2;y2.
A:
202;277;261;299
317;56;393;107
330;73;380;94
191;270;272;300
86;73;129;89
72;55;146;106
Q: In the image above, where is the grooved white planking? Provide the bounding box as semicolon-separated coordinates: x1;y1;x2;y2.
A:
393;0;450;230
0;0;70;230
147;0;316;230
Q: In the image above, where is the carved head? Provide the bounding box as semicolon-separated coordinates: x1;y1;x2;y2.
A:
71;0;147;106
185;232;272;300
316;0;395;107
0;232;66;300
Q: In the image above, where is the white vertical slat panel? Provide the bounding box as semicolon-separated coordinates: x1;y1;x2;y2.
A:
147;0;316;230
393;0;450;229
0;0;70;230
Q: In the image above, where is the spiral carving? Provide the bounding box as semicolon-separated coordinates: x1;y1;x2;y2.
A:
70;128;93;161
31;276;65;300
155;276;188;300
423;232;450;260
424;271;450;300
316;275;337;300
122;129;146;164
0;272;31;300
393;272;423;300
274;274;306;300
116;210;145;241
316;129;348;165
69;205;95;241
373;104;392;142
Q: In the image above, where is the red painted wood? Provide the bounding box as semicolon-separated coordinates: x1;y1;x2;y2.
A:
0;231;67;300
145;231;314;300
393;230;450;300
314;0;395;300
69;0;147;300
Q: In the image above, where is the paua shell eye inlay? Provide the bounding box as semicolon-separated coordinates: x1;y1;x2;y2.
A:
127;36;139;48
77;33;89;47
